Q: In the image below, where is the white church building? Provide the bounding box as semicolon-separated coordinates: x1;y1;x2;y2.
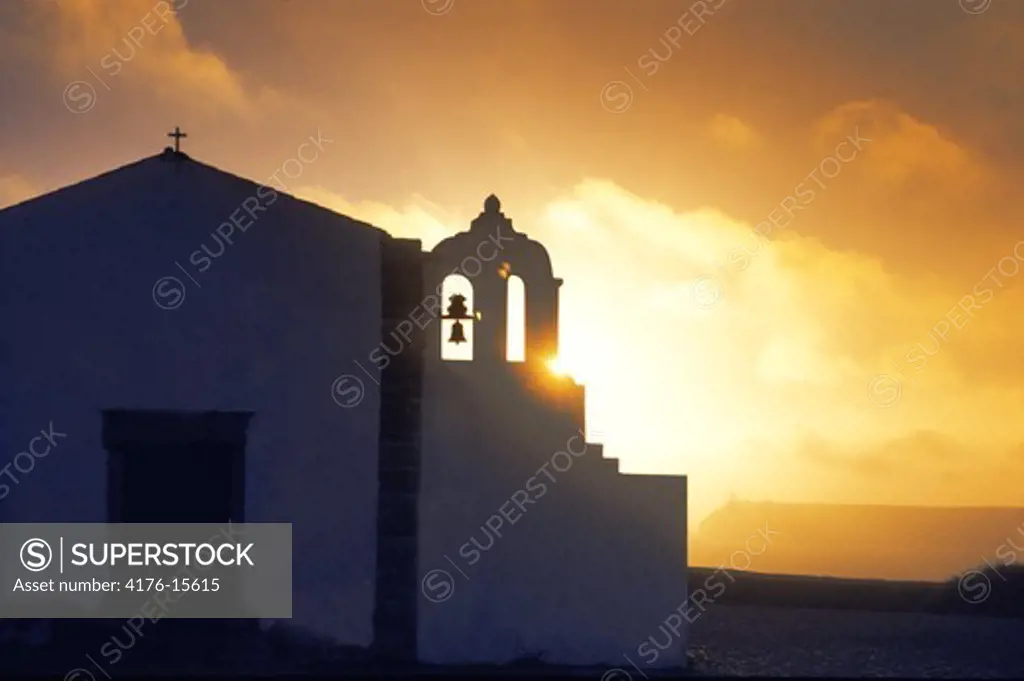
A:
0;144;688;669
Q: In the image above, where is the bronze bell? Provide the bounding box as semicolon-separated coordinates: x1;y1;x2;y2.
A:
442;294;472;345
445;294;469;319
448;321;468;344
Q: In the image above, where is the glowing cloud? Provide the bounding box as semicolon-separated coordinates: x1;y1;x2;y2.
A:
708;113;759;149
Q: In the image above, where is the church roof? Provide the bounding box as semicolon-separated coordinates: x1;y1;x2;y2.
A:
0;148;385;238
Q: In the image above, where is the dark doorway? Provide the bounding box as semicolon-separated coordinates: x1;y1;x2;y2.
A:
103;410;251;524
99;410;257;654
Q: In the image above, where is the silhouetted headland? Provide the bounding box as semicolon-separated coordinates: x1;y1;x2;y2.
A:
692;499;1024;581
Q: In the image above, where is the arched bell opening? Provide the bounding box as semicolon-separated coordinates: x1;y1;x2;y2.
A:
440;274;474;362
506;274;525;362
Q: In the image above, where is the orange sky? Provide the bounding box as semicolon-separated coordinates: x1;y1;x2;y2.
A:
3;0;1024;529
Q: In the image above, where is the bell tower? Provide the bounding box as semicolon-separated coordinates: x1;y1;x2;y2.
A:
425;195;563;368
418;198;688;670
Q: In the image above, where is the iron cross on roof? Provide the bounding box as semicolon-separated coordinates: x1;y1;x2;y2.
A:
167;126;187;153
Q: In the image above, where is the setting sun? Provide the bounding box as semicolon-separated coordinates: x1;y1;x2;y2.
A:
547;355;568;376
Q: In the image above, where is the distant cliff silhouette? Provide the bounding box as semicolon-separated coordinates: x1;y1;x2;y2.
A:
691;500;1024;581
687;564;1024;618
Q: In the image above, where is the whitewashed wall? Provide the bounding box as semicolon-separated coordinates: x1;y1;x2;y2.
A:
0;155;382;646
418;364;688;667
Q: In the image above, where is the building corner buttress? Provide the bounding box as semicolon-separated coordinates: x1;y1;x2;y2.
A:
372;236;425;661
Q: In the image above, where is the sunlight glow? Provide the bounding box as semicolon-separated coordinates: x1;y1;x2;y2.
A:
506;274;525;362
546;356;568;376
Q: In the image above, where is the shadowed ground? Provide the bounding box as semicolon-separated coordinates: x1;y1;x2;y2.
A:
689;605;1024;678
5;565;1023;677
